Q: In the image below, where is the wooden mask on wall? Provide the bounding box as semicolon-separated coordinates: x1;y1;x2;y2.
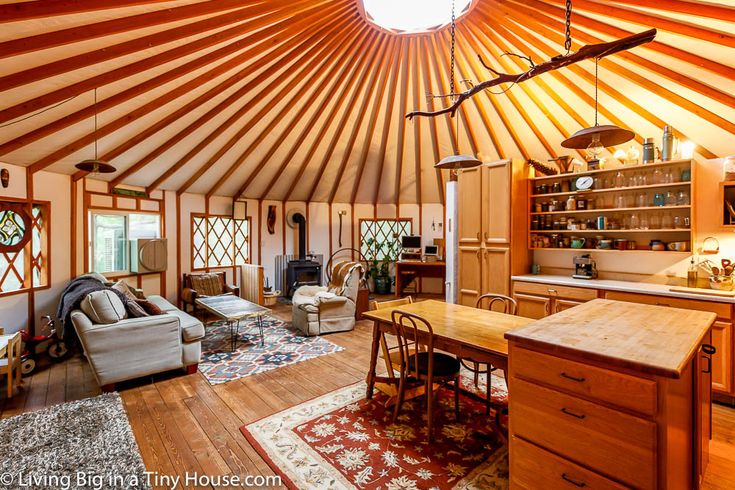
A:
267;205;277;235
0;168;8;188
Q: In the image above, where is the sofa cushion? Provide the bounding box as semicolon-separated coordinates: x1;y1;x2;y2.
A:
80;290;127;324
112;280;138;301
126;300;149;318
147;295;178;312
136;299;164;316
189;273;223;296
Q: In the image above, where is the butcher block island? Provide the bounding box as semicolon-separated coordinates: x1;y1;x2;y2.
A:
505;299;717;490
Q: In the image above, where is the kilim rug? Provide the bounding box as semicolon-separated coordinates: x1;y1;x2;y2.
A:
199;316;344;385
242;382;509;489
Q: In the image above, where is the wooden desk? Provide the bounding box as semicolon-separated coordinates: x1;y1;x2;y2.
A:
362;300;532;400
394;260;446;298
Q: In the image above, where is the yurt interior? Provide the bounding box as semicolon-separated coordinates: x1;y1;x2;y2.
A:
1;0;735;488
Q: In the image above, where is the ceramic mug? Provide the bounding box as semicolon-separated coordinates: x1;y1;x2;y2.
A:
614;239;628;251
667;241;690;252
571;237;586;249
650;240;665;251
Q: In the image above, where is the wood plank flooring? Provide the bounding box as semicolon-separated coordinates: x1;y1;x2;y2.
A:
1;303;734;489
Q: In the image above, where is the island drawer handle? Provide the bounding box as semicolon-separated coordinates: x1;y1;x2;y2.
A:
562;473;587;487
560;372;585;382
703;356;712;374
561;407;586;419
547;288;558;294
655;302;671;307
703;344;716;356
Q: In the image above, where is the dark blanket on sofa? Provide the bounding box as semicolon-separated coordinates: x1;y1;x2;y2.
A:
56;276;131;343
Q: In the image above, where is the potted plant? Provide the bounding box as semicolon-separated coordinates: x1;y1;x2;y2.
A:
364;237;400;295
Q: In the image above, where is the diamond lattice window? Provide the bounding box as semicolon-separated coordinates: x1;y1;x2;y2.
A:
192;214;250;270
0;202;49;294
360;219;412;261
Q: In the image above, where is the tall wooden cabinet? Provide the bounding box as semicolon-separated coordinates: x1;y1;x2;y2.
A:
457;159;529;306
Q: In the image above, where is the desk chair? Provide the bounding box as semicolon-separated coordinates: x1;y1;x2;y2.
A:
463;294;517;414
391;310;460;442
0;332;22;399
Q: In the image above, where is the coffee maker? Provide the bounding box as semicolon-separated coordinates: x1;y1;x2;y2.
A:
573;254;598;280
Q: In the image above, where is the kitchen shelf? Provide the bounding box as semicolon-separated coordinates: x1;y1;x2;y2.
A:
530;181;691;199
530;229;690;234
530;248;691;254
531;205;691;216
531;159;693;182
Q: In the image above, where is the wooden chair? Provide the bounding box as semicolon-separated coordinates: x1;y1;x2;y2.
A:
464;294;518;413
370;297;414;383
391;310;460;441
0;332;22;399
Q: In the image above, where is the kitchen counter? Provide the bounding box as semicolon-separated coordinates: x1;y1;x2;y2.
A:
512;273;735;304
505;298;716;378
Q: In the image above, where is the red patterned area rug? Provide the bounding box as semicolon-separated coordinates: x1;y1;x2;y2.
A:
242;382;508;489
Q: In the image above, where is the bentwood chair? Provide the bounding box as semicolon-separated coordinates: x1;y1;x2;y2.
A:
391;310;460;442
370;296;414;380
0;332;22;399
463;294;518;413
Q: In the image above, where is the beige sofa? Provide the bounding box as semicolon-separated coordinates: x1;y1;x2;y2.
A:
292;261;364;336
71;295;204;390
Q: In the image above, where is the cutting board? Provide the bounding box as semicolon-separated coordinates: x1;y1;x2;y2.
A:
669;286;735;297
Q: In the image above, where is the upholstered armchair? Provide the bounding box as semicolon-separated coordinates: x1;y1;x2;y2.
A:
182;271;239;315
292;261;364;336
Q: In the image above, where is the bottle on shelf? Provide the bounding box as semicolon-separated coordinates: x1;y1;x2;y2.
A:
642;138;656;163
662;125;674;162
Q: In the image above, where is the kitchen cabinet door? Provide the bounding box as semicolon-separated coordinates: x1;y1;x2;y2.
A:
553;299;586;314
514;293;551;320
483;247;510;296
711;321;732;395
482;162;511;244
458;166;482;245
458;246;482;307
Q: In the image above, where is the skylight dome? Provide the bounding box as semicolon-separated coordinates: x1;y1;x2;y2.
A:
361;0;474;34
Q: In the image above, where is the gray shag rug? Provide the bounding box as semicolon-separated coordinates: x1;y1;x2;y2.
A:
0;393;150;489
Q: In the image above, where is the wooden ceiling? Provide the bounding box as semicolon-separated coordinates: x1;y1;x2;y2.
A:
1;0;733;204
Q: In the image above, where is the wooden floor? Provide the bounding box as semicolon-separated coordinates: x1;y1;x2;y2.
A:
2;302;735;489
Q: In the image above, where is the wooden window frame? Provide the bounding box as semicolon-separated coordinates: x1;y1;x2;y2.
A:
190;213;251;272
0;197;51;298
359;218;413;261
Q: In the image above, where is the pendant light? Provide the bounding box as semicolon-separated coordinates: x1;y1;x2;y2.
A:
561;58;634;150
434;0;481;172
75;88;116;174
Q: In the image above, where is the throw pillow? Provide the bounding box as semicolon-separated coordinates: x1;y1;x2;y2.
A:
80;290;127;324
126;300;149;318
136;300;164;316
112;280;139;302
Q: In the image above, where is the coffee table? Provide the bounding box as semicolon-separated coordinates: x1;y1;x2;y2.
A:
195;295;270;351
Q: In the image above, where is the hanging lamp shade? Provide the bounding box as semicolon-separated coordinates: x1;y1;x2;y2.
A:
75;159;116;173
561;124;635;149
435;154;482;169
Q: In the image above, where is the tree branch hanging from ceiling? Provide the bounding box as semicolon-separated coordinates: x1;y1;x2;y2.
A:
406;28;656;120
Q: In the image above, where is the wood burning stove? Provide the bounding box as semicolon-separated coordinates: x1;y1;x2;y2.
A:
285;212;321;297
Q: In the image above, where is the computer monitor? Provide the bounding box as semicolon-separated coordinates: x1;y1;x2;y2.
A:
401;235;421;249
424;245;438;256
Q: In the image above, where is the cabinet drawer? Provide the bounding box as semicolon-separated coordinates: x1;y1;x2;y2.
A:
511;346;657;416
513;281;598;301
510;436;627;490
511;378;656;489
604;290;732;320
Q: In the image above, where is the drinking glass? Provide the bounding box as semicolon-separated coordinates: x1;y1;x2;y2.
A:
637;192;648;208
630;213;640;229
650;213;661;230
662;213;673;229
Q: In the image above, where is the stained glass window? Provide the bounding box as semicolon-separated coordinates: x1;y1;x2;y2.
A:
191;214;250;270
0;202;48;294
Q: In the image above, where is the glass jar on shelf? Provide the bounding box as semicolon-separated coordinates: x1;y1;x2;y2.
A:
636;172;648;186
653;192;666;207
664;168;675;183
662;213;673;229
637;192;648;208
630;213;640;229
615;194;626;209
653;168;665;184
665;191;677;206
640;214;650;230
650;213;662;230
614;171;626;187
676;190;690;205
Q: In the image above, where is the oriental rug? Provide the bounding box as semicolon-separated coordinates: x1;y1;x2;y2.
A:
242;382;508;489
199;316;344;385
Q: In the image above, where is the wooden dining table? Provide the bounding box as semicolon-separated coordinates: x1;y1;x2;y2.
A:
362;299;533;401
